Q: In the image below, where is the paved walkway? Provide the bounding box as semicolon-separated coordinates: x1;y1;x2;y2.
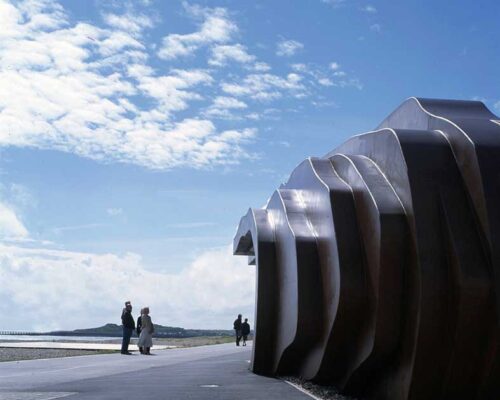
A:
0;343;311;399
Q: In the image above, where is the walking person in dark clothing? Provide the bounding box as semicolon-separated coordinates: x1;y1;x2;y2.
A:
233;314;242;346
121;301;135;355
241;318;250;346
136;308;144;354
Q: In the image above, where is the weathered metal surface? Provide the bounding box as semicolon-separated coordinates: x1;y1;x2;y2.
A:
233;98;500;399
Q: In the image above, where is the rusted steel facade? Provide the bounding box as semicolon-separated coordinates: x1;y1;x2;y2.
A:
233;98;500;399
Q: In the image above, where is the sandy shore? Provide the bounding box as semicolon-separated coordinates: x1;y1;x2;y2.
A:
0;336;236;362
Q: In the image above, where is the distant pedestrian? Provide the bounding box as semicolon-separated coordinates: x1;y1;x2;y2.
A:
233;314;242;346
241;318;250;346
138;307;154;355
121;301;135;355
137;308;144;354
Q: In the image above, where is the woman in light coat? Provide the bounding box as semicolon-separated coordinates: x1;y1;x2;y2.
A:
137;307;154;355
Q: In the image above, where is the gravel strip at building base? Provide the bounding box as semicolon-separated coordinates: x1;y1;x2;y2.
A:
0;348;115;362
282;377;361;400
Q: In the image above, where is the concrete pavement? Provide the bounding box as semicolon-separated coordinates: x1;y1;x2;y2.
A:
0;343;312;399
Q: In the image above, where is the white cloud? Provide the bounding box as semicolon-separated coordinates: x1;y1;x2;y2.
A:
0;1;355;171
289;61;358;90
209;43;255;66
0;243;255;330
0;183;254;331
0;0;255;170
52;223;107;235
0;202;28;239
221;73;306;101
494;101;500;112
321;0;346;7
253;62;271;72
330;62;341;70
0;183;33;239
135;69;213;115
158;4;237;60
370;23;381;32
212;96;248;109
276;39;304;57
2;183;36;208
337;78;363;90
103;12;153;34
361;5;377;13
107;208;123;216
204;96;248;119
312;100;337;108
291;63;307;73
318;78;334;86
246;113;260;120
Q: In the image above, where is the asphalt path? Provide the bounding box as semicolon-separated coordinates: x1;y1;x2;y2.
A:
0;343;311;400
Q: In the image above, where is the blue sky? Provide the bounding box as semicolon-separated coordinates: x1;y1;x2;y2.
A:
0;0;498;330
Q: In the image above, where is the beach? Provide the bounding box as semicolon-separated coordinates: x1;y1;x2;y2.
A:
0;347;113;362
0;335;235;362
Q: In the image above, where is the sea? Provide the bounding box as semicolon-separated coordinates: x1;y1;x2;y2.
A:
0;335;120;342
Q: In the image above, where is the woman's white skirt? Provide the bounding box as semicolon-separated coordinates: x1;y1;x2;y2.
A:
138;329;153;348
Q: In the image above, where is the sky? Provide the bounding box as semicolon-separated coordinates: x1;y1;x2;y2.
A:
0;0;498;331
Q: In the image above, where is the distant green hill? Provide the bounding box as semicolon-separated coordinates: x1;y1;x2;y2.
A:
46;323;234;338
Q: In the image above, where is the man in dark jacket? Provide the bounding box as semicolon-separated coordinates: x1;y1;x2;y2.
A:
241;318;250;346
121;301;135;355
233;314;242;346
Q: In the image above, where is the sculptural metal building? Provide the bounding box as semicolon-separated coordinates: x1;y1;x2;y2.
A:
233;98;500;399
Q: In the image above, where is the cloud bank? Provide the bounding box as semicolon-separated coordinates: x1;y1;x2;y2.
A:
0;0;254;170
0;242;254;331
0;0;362;170
0;182;254;331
